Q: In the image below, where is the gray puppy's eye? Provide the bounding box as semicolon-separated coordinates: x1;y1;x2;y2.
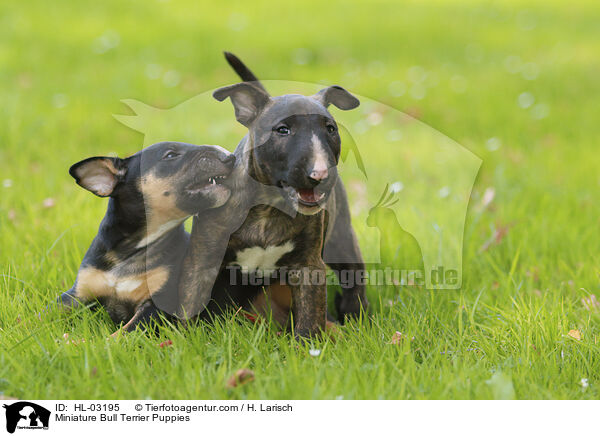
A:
163;150;179;160
274;125;291;135
326;124;337;134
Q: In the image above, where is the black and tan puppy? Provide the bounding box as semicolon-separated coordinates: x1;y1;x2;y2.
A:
58;141;235;334
178;54;368;338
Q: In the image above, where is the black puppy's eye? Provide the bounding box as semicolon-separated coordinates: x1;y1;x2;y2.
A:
274;125;291;135
163;151;179;160
326;124;337;134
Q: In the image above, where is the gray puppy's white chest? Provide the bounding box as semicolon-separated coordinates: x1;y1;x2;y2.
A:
229;241;294;276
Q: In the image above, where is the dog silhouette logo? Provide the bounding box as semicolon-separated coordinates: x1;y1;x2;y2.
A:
2;402;50;433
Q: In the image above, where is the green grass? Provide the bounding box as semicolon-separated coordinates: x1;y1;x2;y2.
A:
1;0;599;399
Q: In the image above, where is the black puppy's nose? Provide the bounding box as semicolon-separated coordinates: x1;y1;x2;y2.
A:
221;153;236;168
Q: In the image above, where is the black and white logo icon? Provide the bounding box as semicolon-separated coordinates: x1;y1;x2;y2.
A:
2;402;50;434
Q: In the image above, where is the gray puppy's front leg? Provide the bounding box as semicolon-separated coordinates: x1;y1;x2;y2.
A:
287;261;327;338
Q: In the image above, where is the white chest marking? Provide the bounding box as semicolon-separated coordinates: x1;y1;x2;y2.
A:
231;242;294;275
115;279;143;294
136;218;185;248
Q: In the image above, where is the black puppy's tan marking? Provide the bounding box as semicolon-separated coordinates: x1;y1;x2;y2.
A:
59;141;235;333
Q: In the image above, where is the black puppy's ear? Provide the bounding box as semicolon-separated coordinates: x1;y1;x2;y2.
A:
313;85;360;110
213;82;271;127
69;157;127;197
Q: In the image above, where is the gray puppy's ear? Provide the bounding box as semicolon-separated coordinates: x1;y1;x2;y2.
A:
69;156;127;197
213;82;271;127
313;85;360;110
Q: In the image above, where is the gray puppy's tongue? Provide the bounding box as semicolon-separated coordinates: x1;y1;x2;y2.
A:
297;187;325;203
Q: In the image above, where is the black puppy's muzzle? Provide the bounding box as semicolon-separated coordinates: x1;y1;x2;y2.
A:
220;153;236;168
195;150;235;175
182;149;236;194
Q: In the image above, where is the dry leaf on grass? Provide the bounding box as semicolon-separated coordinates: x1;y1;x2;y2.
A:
226;369;255;389
0;395;18;400
568;329;582;341
389;331;404;345
158;340;173;348
388;331;415;345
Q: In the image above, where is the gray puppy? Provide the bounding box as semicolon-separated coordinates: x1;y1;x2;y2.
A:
178;53;367;337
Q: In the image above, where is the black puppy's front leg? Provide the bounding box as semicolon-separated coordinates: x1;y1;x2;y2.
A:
329;260;368;323
323;194;368;322
288;262;327;338
111;300;163;336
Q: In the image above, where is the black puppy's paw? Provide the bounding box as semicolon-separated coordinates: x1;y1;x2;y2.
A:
335;291;368;323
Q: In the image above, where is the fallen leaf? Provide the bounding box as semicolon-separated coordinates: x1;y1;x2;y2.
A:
226;369;255;388
90;367;98;377
0;395;18;400
158;340;173;348
568;329;582;341
389;331;404;345
7;209;16;221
